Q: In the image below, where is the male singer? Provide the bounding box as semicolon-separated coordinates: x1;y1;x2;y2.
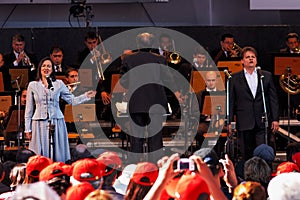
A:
229;46;279;161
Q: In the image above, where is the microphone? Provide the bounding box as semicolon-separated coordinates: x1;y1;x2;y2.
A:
46;76;54;90
256;66;264;78
224;69;232;79
286;66;291;74
11;75;22;84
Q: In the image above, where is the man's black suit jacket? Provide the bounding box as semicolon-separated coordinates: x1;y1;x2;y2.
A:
120;50;176;114
229;69;279;131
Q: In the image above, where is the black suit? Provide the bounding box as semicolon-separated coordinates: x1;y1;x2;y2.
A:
120;50;176;163
4;51;38;82
211;48;241;64
229;69;279;160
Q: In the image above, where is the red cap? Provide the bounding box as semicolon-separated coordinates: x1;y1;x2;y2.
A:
97;151;122;176
26;155;53;178
72;158;105;182
173;173;210;200
66;182;94;200
131;162;158;186
292;152;300;169
39;162;68;181
275;161;300;176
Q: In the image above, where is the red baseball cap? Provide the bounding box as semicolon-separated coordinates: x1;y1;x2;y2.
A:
66;182;94;200
39;162;68;182
292;152;300;169
173;172;210;200
131;162;158;186
96;151;122;176
275;161;300;176
72;158;104;182
26;155;53;178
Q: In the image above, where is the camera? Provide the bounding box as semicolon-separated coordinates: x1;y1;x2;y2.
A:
176;158;195;171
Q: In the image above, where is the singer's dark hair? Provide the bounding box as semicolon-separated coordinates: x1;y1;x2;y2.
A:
240;46;257;58
36;57;56;81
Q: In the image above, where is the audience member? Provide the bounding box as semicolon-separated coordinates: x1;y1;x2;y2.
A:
84;189;113;200
39;162;71;198
1;161;16;189
0;162;10;194
13;181;60;200
286;142;300;161
193;148;237;199
124;162;159;200
66;182;94;200
292;151;300;169
71;158;105;189
113;164;137;195
273;161;299;176
243;156;271;193
70;144;93;163
96;151;123;200
15;148;35;164
268;172;300;200
253;144;275;170
233;181;266;200
24;155;53;184
9;163;26;191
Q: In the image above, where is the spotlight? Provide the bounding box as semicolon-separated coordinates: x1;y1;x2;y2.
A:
69;0;86;18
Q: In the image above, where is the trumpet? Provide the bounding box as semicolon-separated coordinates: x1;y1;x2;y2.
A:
22;53;35;71
66;81;81;86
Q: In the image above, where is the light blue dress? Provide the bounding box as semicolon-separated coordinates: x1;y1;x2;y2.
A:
25;79;90;162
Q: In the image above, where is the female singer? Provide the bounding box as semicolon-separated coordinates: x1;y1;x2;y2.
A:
24;57;96;162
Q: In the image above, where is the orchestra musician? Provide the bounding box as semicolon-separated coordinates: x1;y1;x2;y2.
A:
211;33;242;64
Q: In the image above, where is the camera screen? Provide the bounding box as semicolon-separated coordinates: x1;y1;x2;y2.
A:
179;161;190;169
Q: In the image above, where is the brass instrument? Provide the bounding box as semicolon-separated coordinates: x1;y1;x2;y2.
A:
165;39;181;65
293;47;300;54
22;53;35;71
229;42;242;57
92;48;105;81
279;72;300;95
97;34;112;65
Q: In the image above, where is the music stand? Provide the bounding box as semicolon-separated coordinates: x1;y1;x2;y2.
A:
190;68;227;93
79;69;93;88
202;94;226;116
64;104;96;123
4;105;25;146
217;61;243;73
273;54;300;75
0;95;12;113
9;67;30;89
273;53;300;144
0;72;4;92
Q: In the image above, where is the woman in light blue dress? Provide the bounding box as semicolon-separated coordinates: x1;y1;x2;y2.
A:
24;57;96;162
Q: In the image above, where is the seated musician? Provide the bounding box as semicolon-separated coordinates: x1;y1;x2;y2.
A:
192;71;226;157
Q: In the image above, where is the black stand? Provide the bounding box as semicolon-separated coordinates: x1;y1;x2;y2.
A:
259;70;269;144
14;79;23;149
46;84;56;161
286;67;291;144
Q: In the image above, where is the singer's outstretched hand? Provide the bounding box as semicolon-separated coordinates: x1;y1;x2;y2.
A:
86;90;96;98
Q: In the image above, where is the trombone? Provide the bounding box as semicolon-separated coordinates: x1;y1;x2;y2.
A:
92;48;105;81
165;39;181;64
